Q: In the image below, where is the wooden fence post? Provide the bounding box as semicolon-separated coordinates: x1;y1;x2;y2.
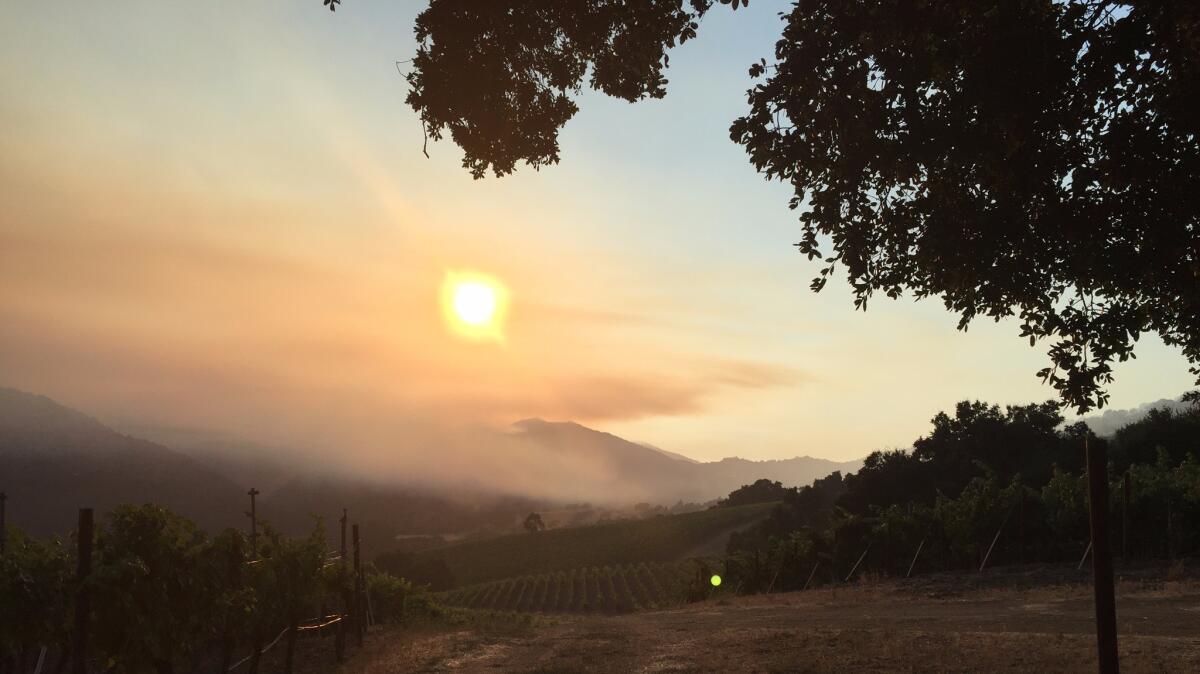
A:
72;508;93;674
1122;471;1130;562
336;509;348;661
1166;500;1173;560
1085;437;1119;674
365;584;375;628
830;545;837;598
352;524;363;646
1;492;7;555
247;488;260;557
1018;490;1025;564
340;509;347;558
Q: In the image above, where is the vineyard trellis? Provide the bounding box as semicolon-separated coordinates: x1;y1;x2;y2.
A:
438;561;700;615
0;492;405;674
718;453;1200;599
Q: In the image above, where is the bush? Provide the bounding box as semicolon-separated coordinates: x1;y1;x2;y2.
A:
0;530;72;664
89;504;218;671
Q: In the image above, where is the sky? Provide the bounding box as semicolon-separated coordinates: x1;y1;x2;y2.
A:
0;1;1193;471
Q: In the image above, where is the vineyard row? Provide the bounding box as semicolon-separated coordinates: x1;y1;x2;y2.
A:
439;561;698;614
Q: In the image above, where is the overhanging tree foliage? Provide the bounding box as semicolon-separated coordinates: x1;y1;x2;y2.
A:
399;0;1199;413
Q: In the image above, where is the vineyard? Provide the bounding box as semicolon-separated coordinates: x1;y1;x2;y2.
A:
380;502;774;588
439;561;702;614
0;502;439;674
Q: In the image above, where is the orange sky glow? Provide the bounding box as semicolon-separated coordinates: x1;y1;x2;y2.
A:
1;1;1192;478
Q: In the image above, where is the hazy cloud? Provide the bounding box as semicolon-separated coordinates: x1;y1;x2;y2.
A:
0;201;800;497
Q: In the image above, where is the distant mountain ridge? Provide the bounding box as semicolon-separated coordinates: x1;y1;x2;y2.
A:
1079;396;1194;437
510;418;862;504
0;388;859;547
0;387;245;536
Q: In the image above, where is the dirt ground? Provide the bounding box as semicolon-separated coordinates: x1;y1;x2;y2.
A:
340;573;1200;673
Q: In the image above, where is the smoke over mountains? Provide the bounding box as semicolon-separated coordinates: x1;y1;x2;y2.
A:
1079;397;1194;437
0;387;859;544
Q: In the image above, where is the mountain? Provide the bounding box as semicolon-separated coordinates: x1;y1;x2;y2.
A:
0;388;860;555
631;441;700;464
510;419;862;504
698;455;863;495
119;424;298;494
1079;396;1194;437
260;420;858;556
0;387;245;537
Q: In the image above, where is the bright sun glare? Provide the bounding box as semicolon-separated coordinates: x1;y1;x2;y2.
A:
453;282;496;326
442;271;508;341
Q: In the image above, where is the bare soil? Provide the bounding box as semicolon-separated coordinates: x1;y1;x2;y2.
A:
341;572;1200;673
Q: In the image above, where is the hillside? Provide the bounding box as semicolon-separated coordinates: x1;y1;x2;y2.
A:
261;477;548;559
0;388;854;554
0;387;245;536
0;389;549;555
512;419;861;503
377;501;776;588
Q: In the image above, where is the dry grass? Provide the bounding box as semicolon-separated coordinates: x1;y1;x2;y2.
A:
339;567;1200;673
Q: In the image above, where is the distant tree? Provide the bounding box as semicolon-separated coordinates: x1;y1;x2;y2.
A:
838;449;931;515
523;512;546;533
1111;405;1200;470
909;401;1084;493
728;471;844;553
717;478;790;508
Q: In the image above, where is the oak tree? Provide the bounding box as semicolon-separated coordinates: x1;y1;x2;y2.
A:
400;0;1199;414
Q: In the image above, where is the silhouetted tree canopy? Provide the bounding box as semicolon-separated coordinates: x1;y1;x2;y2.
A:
395;0;1200;413
840;400;1093;514
725;397;1200;582
1110;403;1200;470
726;469;844;553
717;478;790;507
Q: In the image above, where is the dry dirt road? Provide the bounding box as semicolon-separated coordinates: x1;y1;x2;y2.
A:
343;578;1200;673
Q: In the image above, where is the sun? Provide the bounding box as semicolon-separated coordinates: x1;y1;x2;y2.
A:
442;270;508;341
453;281;496;325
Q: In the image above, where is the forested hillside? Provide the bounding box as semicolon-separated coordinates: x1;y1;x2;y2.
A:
720;399;1200;593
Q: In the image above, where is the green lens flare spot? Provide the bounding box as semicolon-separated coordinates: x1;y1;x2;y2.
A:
710;574;722;587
